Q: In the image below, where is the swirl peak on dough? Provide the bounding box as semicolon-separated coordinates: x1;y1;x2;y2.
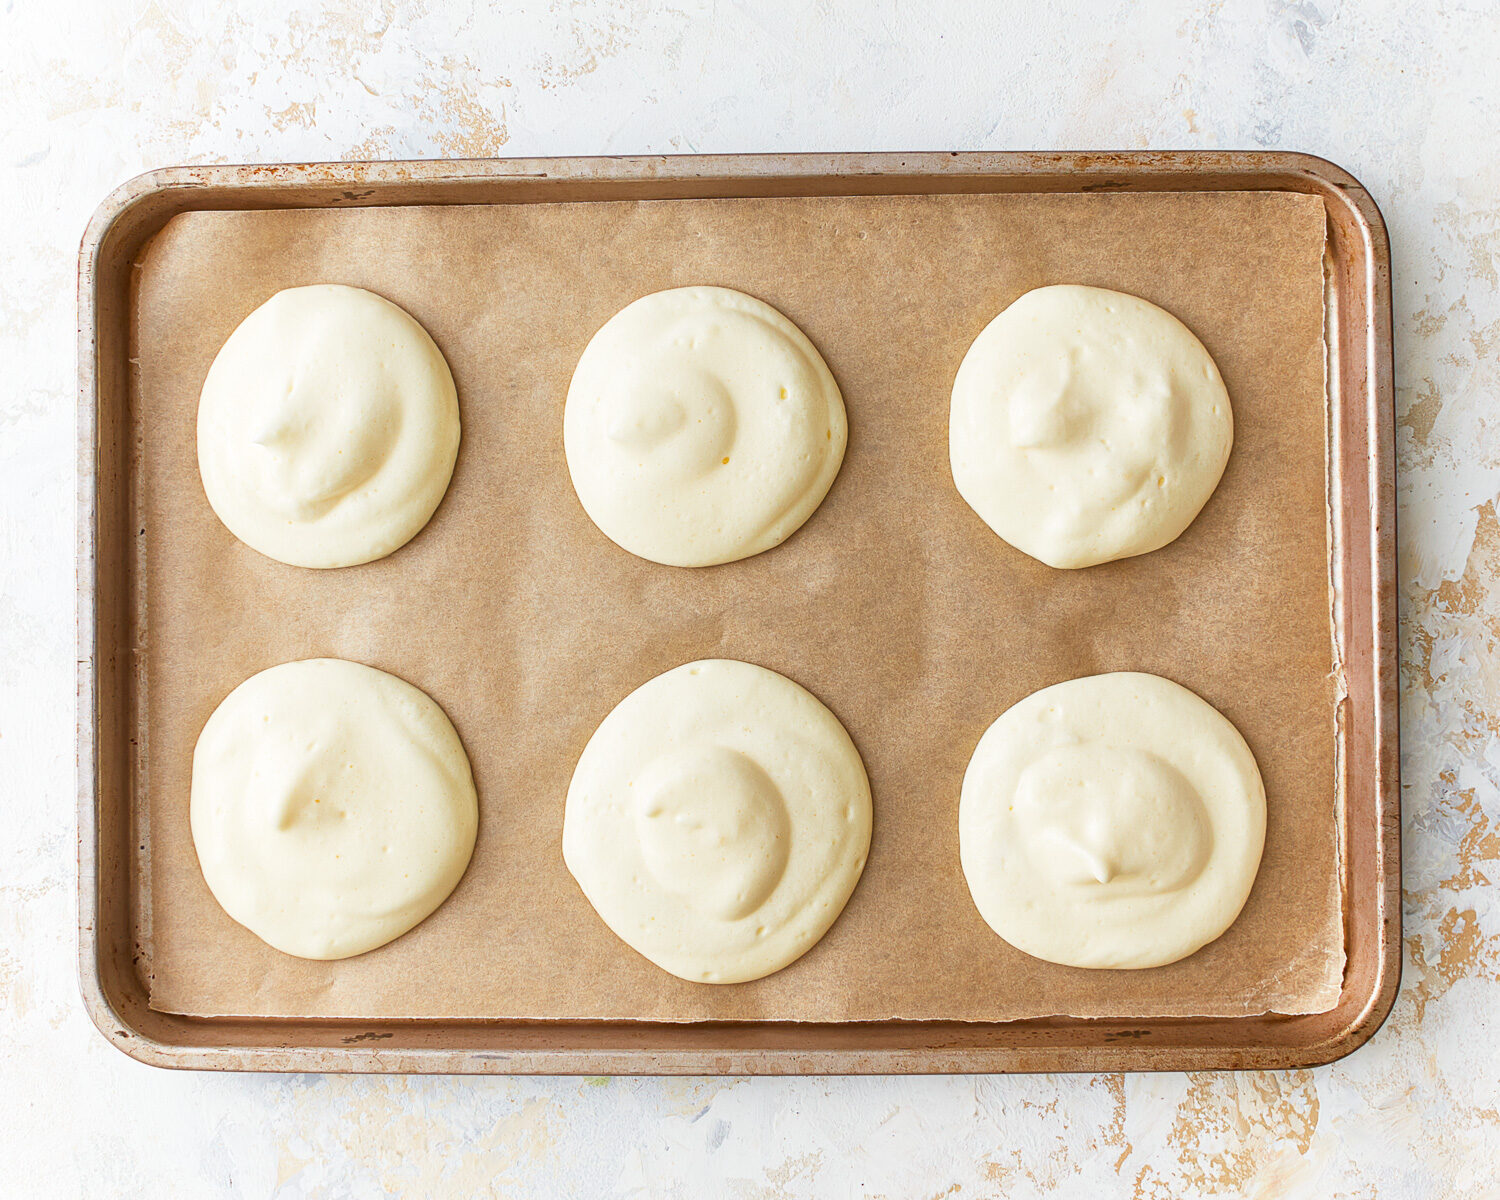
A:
564;287;847;567
958;672;1265;970
197;285;460;569
563;659;871;983
950;285;1232;569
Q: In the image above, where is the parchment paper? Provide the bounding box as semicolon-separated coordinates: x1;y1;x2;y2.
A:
136;190;1343;1021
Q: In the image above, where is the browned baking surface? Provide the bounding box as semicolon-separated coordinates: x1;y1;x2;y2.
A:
134;190;1340;1022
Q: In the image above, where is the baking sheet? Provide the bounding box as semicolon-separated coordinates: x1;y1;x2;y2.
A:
135;190;1342;1022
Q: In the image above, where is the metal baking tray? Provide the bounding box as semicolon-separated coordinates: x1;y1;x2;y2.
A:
77;151;1398;1073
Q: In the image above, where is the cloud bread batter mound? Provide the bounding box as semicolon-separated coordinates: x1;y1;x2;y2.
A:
563;286;847;567
959;672;1266;969
563;659;872;983
950;284;1233;569
197;284;460;568
190;658;479;960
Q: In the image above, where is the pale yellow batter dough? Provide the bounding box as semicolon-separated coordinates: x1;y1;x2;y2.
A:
563;286;847;567
563;659;871;983
190;658;479;960
197;285;461;568
950;285;1233;569
958;672;1266;969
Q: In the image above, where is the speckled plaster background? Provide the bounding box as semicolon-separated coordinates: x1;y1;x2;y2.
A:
3;1;1497;1195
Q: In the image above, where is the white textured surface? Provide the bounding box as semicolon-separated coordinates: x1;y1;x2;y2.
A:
3;0;1496;1194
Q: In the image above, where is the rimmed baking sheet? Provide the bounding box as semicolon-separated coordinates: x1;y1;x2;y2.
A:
136;190;1339;1022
